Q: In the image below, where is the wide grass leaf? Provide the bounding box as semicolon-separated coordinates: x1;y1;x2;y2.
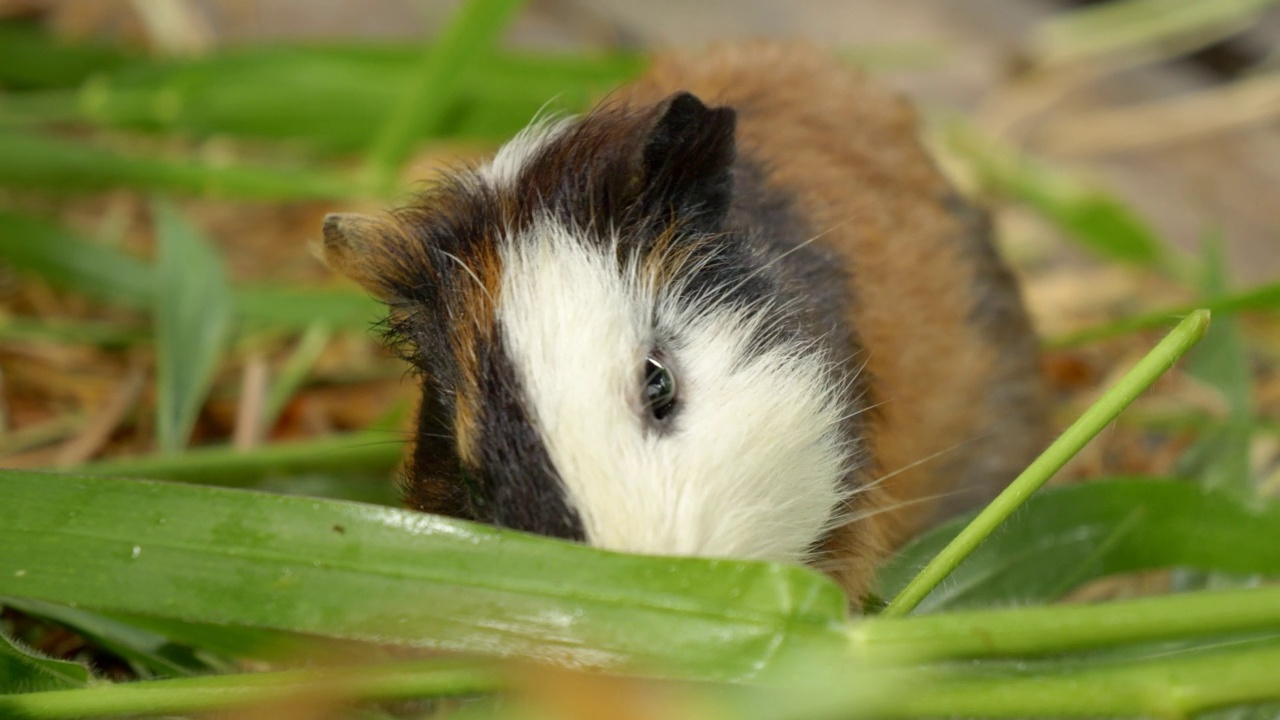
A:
151;198;234;453
0;628;89;694
0;470;848;683
873;479;1280;612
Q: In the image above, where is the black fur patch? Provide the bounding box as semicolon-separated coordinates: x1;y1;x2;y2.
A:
469;337;586;540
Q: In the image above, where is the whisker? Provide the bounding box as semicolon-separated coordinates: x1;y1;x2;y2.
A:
438;249;495;305
851;432;992;496
413;432;454;441
320;439;409;450
715;220;850;301
844;489;970;525
837;398;888;425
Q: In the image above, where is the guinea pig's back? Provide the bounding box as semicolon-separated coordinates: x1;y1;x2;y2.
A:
620;43;1049;582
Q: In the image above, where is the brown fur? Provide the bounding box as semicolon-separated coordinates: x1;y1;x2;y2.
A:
618;43;1049;597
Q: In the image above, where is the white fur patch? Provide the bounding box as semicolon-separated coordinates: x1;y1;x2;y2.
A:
497;219;854;563
477;115;575;188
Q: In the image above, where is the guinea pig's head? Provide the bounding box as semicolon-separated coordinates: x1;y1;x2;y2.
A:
322;92;859;564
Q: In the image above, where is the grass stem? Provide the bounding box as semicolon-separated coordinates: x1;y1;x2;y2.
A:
883;310;1211;616
859;584;1280;660
0;659;501;719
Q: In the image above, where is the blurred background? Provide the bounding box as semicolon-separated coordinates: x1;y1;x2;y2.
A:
5;0;1279;276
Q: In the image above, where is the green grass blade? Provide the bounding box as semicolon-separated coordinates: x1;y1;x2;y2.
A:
1180;232;1255;498
0;212;381;332
857;584;1280;661
11;636;1280;720
364;0;526;192
0;211;154;308
0;628;89;694
1046;279;1280;347
71;431;403;488
151;198;235;453
262;321;334;432
884;638;1280;719
941;120;1172;271
0;317;147;348
0;20;131;90
3;46;642;151
91;611;337;663
733;634;1280;720
236;285;381;332
873;479;1280;611
0;129;360;200
883;310;1210;616
2;597;213;678
0;470;848;683
0;657;500;719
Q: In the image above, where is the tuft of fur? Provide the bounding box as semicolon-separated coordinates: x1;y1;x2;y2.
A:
477;114;575;188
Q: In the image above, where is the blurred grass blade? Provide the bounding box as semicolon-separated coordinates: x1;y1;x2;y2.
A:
0;470;848;683
152;198;235;453
941;120;1171;270
1034;0;1280;68
0;20;132;89
72;431;403;489
0;129;359;200
3;47;642;151
0;211;154;308
365;0;526;192
0;657;501;720
262;321;333;432
886;638;1280;719
873;479;1280;611
2;597;212;678
0;628;89;693
0;317;146;348
1179;231;1255;498
882;310;1209;616
236;285;381;331
1047;280;1280;347
0;212;381;331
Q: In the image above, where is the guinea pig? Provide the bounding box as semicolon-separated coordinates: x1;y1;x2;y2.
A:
320;43;1048;602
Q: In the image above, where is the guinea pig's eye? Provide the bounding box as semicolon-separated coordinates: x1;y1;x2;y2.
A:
642;353;678;422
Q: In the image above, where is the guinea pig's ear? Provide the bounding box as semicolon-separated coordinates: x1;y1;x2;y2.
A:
640;91;736;231
317;212;399;301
